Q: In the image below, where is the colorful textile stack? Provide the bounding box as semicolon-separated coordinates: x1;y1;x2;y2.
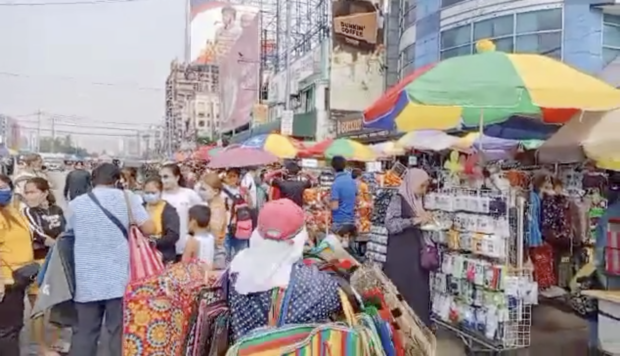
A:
122;262;208;356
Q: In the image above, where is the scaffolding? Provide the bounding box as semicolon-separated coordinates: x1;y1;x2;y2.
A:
226;0;329;75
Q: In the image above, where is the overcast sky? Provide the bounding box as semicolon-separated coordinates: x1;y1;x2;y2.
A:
0;0;186;151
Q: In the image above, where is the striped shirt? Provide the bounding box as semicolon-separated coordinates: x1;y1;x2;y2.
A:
67;187;149;303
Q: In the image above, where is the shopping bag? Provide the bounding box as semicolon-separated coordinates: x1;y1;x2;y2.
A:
184;276;230;356
128;225;165;281
122;262;208;356
226;290;383;356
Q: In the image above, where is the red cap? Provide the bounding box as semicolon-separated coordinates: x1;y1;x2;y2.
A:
257;199;305;241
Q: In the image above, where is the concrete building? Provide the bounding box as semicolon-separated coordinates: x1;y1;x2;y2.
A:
190;93;221;141
0;115;21;150
398;0;620;80
163;61;220;153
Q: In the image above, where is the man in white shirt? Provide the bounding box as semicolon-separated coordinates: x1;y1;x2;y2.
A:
240;169;257;208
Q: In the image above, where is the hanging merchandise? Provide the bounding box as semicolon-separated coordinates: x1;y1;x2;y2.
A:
424;186;536;353
367;188;397;267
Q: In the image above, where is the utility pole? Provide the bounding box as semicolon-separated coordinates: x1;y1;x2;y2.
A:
36;110;42;152
50;116;56;153
284;0;292;110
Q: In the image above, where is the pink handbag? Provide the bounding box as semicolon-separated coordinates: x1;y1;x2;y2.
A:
124;192;164;281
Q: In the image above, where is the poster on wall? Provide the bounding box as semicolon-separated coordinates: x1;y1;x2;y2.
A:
190;0;259;65
218;8;260;131
330;0;385;111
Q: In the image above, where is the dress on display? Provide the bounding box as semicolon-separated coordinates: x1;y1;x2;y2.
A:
383;194;431;327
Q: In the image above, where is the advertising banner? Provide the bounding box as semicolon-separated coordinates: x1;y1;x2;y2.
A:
330;0;385;111
190;0;259;65
219;12;260;131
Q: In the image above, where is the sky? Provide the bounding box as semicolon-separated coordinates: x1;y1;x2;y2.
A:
0;0;186;151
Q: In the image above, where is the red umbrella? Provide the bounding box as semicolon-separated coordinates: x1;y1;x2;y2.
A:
298;139;334;158
192;145;215;161
207;147;279;169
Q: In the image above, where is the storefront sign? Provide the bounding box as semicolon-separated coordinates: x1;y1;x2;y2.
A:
336;115;390;139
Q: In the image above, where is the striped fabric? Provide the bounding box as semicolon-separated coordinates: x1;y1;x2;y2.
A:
68;187;150;303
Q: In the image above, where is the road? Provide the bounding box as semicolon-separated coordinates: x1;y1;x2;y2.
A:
20;172;592;355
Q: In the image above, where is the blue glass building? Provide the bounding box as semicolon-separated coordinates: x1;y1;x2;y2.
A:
396;0;620;80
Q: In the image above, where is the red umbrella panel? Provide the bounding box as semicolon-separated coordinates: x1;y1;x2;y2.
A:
298;139;334;158
207;147;279;169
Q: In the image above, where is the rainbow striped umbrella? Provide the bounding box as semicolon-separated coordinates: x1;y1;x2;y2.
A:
241;134;304;159
363;40;620;133
301;138;376;161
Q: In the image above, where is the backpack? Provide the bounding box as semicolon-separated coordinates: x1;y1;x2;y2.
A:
223;187;255;239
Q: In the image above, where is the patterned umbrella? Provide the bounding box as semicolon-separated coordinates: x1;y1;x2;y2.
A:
241;134;305;159
207;147;279;169
363;40;620;132
301;138;376;161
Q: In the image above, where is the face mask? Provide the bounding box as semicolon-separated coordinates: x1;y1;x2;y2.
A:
0;189;13;207
143;192;161;204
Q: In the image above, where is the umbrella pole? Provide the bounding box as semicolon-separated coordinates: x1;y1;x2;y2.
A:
478;109;484;153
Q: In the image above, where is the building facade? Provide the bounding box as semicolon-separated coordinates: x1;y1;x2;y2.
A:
398;0;620;80
163;61;220;153
0;115;21;150
190;93;221;141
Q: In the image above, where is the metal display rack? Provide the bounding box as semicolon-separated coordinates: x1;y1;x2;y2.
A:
426;187;534;355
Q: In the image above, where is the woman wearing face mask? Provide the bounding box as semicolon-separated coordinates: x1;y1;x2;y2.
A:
0;174;36;356
22;177;66;356
159;164;202;261
143;177;180;264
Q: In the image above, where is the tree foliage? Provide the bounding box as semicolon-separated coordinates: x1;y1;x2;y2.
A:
39;135;89;156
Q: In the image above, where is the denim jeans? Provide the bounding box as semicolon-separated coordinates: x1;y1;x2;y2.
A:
0;285;25;356
225;233;249;260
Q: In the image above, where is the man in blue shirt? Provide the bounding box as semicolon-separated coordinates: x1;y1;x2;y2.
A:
329;156;357;234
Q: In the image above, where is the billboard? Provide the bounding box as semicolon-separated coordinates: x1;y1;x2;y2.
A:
330;0;385;111
219;12;260;131
190;0;259;65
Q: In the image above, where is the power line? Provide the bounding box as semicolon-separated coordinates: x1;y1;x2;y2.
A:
21;127;137;137
14;112;158;128
0;71;163;92
0;0;156;6
18;120;145;132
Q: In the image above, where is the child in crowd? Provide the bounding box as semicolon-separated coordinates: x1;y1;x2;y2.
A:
182;205;216;265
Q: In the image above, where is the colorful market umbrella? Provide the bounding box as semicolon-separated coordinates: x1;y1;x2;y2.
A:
241;134;304;159
364;40;620;132
539;110;620;169
301;138;376;161
207;147;279;169
368;141;405;157
396;130;464;151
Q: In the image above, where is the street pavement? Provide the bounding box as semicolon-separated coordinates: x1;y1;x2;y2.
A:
18;172;591;355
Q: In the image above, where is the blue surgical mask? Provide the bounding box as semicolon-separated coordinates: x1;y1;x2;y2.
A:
143;192;161;204
0;189;13;207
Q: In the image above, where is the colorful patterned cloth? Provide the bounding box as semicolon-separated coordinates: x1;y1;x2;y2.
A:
122;262;207;356
229;263;342;341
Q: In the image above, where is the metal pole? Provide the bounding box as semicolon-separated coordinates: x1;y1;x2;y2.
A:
36;110;41;152
50;116;56;153
184;0;191;63
284;0;292;110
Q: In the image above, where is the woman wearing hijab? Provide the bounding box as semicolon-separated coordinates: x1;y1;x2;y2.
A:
227;199;342;341
383;168;434;327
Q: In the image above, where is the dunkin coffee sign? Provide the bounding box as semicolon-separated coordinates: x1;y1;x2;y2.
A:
330;0;385;112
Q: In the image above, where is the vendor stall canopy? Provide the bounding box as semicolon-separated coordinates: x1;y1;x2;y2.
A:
363;40;620;133
539;109;620;170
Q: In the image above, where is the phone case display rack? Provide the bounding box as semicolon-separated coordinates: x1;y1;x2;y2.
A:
425;187;534;354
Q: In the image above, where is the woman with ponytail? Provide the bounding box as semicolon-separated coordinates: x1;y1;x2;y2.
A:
22;177;67;356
